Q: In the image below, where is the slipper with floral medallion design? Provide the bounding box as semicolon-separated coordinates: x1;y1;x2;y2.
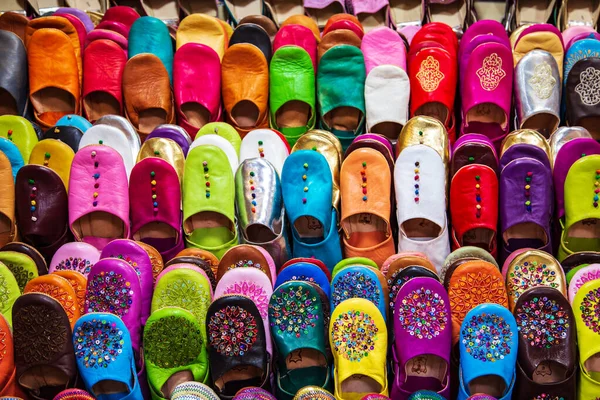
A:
513;287;576;399
53;389;94;399
387;266;439;317
292;386;335;400
49;242;100;278
458;304;518;400
391;278;451;400
331;265;388;322
330;298;388;399
269;281;330;399
280;257;331;280
0;251;37;294
144;307;208;399
170;381;219;400
232;387;276;400
73;313;143;400
573;279;600;398
568;263;600;303
206;296;270;399
274;262;331;299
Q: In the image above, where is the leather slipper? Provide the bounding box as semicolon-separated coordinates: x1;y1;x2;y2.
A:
195;122;241;155
49;242;100;277
274;261;330;298
331;265;388;321
0;12;29;43
387;265;439;317
28;139;74;190
230;23;272;63
82;39;126;123
94;114;141;162
0;115;38;162
217;244;275;284
566;57;600;140
322;13;363;38
440;246;498;283
101;5;141;29
293;386;335;400
451;134;498;178
53;388;95;399
128;16;174;81
239;129;290;175
513;24;564;80
361;26;407;75
55;7;94;32
573;278;600;397
189;134;239;174
176;14;229;60
166;255;217;290
0;313;24;397
79;125;134;179
23;274;80;328
68;145;130;250
85;29;128;52
137;137;185;185
51;270;86;319
233;387;277;399
281;15;320;41
273;24;318;71
95;20;129;38
174;43;222;136
332;256;379;278
317;29;362;62
0;249;38;294
42;126;82;152
56;114;91;132
136;240;164;283
568;263;600;303
171;382;219;400
0;263;20;325
0;137;24;179
53;13;86;55
0;31;27;117
0;242;47;277
0;152;15;248
123;54;175;140
148;124;193;155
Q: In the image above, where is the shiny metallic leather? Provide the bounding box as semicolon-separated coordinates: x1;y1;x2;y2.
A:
549;126;592;163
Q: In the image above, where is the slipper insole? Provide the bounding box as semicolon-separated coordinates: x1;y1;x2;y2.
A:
402;218;442;239
245;222;278;243
466;103;506;127
585;353;600;379
0;89;17;116
340;374;382;397
462;228;495;252
307;2;344;28
161;370;194;398
533;360;567;383
578;116;600;141
269;0;304;24
226;0;263;21
518;0;551;24
84;92;120;122
276;100;310;130
403;355;447;392
216;366;263;396
181;102;210;130
181;0;218;14
135;222;179;253
416;102;449;127
344;213;389;248
282;349;328;391
144;0;178;19
31;87;75;114
503;222;547;251
73;211;125;242
19;365;69;391
92;378;130;398
468;374;505;398
371;121;403;140
522;113;559;138
294;216;324;240
566;219;600;252
139;108;168;135
357;9;386;31
473;0;505;21
389;0;421;25
429;0;465;27
567;0;598;25
325;107;362;132
232;100;259;128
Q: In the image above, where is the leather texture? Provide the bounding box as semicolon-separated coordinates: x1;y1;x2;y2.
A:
189;135;238;174
148;124;192;155
0;12;29;43
176;14;229;60
137;137;186;183
54;13;86;55
28;139;75;190
0;242;48;276
361;26;407;75
42;126;82;152
101;6;141;29
0;31;28;117
0;151;15;248
85;29;128;52
318;29;362;62
230;23;272;62
0;115;38;162
48;241;101;277
55;7;95;32
128;16;174;82
239;129;289;175
23;274;80;328
451;134;498;177
96;20;130;38
513;24;564;80
365;65;410;135
567;57;600;139
57;115;92;132
79;125;135;180
273;24;318;71
94;114;142;162
0;137;24;179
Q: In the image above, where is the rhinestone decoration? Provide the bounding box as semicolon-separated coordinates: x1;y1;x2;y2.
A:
387;270;415;314
223;281;269;319
332;271;381;310
74;319;124;368
414;161;420;203
462;313;512;362
229;259;261;271
331;310;378;362
397;287;448;339
85;271;133;316
170;382;219;400
525;171;533;211
516;296;569;348
234;387;277;400
361;161;368;201
294;387;335;400
269;285;320;338
580;287;600;334
508;261;559;304
0;274;10;310
154;279;210;324
208;306;258;357
56;257;94;276
145;315;203;368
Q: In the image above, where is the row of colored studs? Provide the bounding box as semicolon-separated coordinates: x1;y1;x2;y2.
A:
28;179;37;221
418;131;424;145
414;161;420;203
258;140;265;158
151;171;158;213
475;174;481;218
361;161;368;201
594;169;600;208
249;171;257;213
91;151;99;207
43;152;51;166
302;163;309;204
525;172;533;212
203;161;211;198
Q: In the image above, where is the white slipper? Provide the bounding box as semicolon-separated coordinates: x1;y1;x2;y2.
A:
78;125;134;180
189;134;239;174
239;129;290;176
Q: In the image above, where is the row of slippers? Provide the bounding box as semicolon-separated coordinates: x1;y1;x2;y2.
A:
0;237;599;399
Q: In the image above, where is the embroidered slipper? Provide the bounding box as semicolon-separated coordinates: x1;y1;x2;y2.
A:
28;139;74;190
332;257;379;278
293;386;335;399
450;164;499;258
440;247;498;283
183;145;238;259
451;134;498;178
233;387;277;399
573;279;600;398
53;389;95;400
0;263;20;325
93;115;141;162
171;381;219;400
13;293;76;399
0;251;37;293
391;278;451;399
78;125;134;179
568;263;600;303
275;262;331;298
51;270;86;318
217;244;275;284
215;267;272;325
176;14;228;60
566;58;600;140
273;25;318;72
331;265;388;322
206;296;270;398
166;256;217;290
130;158;184;261
458;303;517;399
84;258;142;360
281;150;343;271
68;145;130;250
447;260;508;344
330;298;388;398
562;252;600;283
513;25;564;81
23;275;79;328
0;116;38;162
73;313;143;399
269;281;330;398
564;37;600;89
144;307;208;397
49;242;100;277
559;155;600;260
513;287;576;399
100;239;153;324
174;248;220;282
387;265;440;317
317;45;366;150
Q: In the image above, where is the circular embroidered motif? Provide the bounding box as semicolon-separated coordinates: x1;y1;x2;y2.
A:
332;271;381;310
0;274;10;310
208;306;258;357
154;280;210;324
580;287;600;334
144;315;203;368
508;261;559;304
516;296;569;348
73;319;124;368
397;287;448;339
269;284;320;338
331;310;378;362
462;313;512;362
85;271;133;316
223;281;269;318
7;263;35;291
56;257;93;275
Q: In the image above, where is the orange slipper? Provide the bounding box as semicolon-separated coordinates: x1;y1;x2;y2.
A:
23;275;80;328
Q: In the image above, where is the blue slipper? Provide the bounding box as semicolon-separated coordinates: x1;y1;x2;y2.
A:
275;261;331;299
56;115;92;132
128;16;174;83
330;265;388;322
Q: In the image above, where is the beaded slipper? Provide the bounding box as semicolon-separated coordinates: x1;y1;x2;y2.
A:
171;381;219;400
292;386;335;400
573;279;600;398
53;389;94;400
275;261;331;298
331;265;388;322
48;242;100;278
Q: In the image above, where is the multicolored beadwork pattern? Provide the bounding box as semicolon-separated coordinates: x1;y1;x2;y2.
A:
208;306;258;357
113;254;141;277
91;150;100;207
85;271;133;316
387;270;414;313
7;263;35;292
55;257;93;275
462;313;512;362
294;387;335;400
53;389;95;400
414;161;420;203
154;279;210;324
475;173;482;218
331;310;378;362
28;178;37;222
361;161;368;201
248;170;258;213
228;259;262;271
580;287;600;334
516;296;569;348
171;382;219;400
332;271;381;310
233;387;277;400
397;287;448;339
73;319;124;368
508;261;559;304
223;281;269;318
145;315;203;368
531;395;564;400
269;284;320;338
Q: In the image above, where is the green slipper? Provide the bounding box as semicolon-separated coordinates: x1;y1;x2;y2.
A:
0;115;38;162
332;257;378;279
269;46;316;147
0;251;38;292
0;262;20;325
144;307;209;399
195;123;242;155
559;155;600;261
317;45;366;151
183;145;238;259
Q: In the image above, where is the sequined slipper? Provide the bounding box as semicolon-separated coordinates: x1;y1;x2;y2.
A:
330;265;388;322
274;261;331;299
171;381;219;400
232;387;276;400
573;279;600;398
49;242;100;278
292;386;335;400
53;389;94;400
